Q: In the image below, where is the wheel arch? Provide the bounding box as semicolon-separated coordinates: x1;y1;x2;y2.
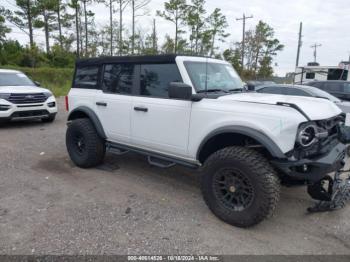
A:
196;126;286;164
67;106;106;139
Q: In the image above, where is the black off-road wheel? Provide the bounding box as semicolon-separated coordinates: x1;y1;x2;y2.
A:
66;118;106;168
201;146;280;228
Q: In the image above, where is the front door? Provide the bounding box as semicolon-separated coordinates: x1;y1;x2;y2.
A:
131;63;192;158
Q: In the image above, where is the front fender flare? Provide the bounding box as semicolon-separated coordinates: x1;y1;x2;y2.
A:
67;106;106;139
197;126;287;160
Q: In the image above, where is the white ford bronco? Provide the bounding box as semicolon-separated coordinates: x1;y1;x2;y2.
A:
66;55;350;227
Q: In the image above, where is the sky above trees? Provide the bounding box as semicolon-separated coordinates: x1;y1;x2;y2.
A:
2;0;350;76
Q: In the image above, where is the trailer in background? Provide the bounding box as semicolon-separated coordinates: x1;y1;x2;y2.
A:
294;63;349;84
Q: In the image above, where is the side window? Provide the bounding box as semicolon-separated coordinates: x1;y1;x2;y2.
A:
74;66;99;89
305;72;315;79
139;63;182;98
287;88;311;97
325;82;342;92
343;83;350;93
258;86;284;95
102;64;134;94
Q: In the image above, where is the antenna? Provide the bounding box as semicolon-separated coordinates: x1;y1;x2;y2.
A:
205;57;208;96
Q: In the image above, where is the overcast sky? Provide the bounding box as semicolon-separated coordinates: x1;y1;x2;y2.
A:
2;0;350;76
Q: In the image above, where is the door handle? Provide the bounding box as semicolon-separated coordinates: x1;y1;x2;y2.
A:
96;102;107;107
134;106;148;112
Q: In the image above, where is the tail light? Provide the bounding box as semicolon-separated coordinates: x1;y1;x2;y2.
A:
65;95;69;111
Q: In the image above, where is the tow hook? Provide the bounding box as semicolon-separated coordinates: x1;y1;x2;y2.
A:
307;170;350;213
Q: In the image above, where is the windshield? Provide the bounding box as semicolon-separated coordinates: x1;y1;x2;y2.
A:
185;62;243;92
303;85;341;102
0;72;36;86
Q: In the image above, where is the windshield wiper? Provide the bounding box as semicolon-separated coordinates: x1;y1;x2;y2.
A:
197;89;229;93
228;88;243;92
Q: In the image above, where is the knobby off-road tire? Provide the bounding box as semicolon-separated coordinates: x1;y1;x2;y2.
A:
201;146;280;228
66;118;106;168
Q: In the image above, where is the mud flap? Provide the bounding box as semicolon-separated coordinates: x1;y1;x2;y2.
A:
307;171;350;213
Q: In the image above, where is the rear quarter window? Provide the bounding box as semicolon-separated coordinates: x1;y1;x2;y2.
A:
73;65;100;89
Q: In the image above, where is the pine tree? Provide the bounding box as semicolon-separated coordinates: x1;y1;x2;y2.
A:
34;0;57;53
186;0;206;55
0;7;11;44
131;0;150;54
206;8;229;56
5;0;37;48
157;0;187;54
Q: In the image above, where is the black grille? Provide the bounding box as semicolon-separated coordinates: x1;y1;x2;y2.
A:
8;93;47;104
11;110;49;118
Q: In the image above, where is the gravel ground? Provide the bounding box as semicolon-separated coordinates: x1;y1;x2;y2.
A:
0;98;349;255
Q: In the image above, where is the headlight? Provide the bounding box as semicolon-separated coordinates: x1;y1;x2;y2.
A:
43;92;53;99
297;124;318;147
0;93;10;100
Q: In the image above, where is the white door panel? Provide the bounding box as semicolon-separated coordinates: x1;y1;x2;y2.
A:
131;96;191;157
95;91;132;143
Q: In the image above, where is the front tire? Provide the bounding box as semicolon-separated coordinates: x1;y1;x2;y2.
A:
66;118;106;168
201;146;280;228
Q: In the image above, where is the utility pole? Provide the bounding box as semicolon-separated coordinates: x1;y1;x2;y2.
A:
310;43;322;63
295;22;303;67
236;14;253;71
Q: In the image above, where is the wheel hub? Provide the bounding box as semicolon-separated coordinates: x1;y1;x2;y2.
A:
213;168;254;211
229;185;236;193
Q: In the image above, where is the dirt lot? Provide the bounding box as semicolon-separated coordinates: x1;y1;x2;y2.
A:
0;98;349;255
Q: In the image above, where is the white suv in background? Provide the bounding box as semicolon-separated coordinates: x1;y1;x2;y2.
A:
0;69;57;123
65;55;350;227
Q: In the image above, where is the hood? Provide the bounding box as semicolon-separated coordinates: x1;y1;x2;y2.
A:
218;92;342;121
0;85;51;94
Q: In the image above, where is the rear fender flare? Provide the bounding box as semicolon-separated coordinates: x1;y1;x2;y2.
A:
67;106;106;139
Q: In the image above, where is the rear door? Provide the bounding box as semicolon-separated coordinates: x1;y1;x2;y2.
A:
95;63;135;143
130;63;192;157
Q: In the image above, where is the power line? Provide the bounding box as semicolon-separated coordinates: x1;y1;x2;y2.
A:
236;13;253;71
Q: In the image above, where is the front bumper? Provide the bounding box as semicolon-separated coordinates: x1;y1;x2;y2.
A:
0;96;57;121
272;143;347;182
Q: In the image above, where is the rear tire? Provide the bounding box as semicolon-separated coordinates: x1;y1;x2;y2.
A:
201;146;280;228
66;118;105;168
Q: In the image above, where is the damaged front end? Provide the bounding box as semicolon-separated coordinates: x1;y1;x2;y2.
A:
272;114;350;212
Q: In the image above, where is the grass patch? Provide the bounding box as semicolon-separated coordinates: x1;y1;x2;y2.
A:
0;65;74;97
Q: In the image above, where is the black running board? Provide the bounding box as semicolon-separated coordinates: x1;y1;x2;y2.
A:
106;141;200;169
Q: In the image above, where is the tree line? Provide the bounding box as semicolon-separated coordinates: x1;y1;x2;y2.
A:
0;0;284;79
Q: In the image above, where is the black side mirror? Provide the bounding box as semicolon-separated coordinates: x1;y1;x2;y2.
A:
34;81;41;87
168;82;193;100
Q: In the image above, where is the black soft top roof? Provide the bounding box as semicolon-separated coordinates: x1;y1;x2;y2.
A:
76;54;179;66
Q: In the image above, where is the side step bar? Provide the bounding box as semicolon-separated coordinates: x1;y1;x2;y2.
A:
147;156;176;168
106;141;200;169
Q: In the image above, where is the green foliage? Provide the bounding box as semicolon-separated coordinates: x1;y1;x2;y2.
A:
157;0;188;53
0;65;73;97
1;0;284;80
225;20;284;79
186;0;206;55
223;48;241;73
206;8;229;56
0;8;11;43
